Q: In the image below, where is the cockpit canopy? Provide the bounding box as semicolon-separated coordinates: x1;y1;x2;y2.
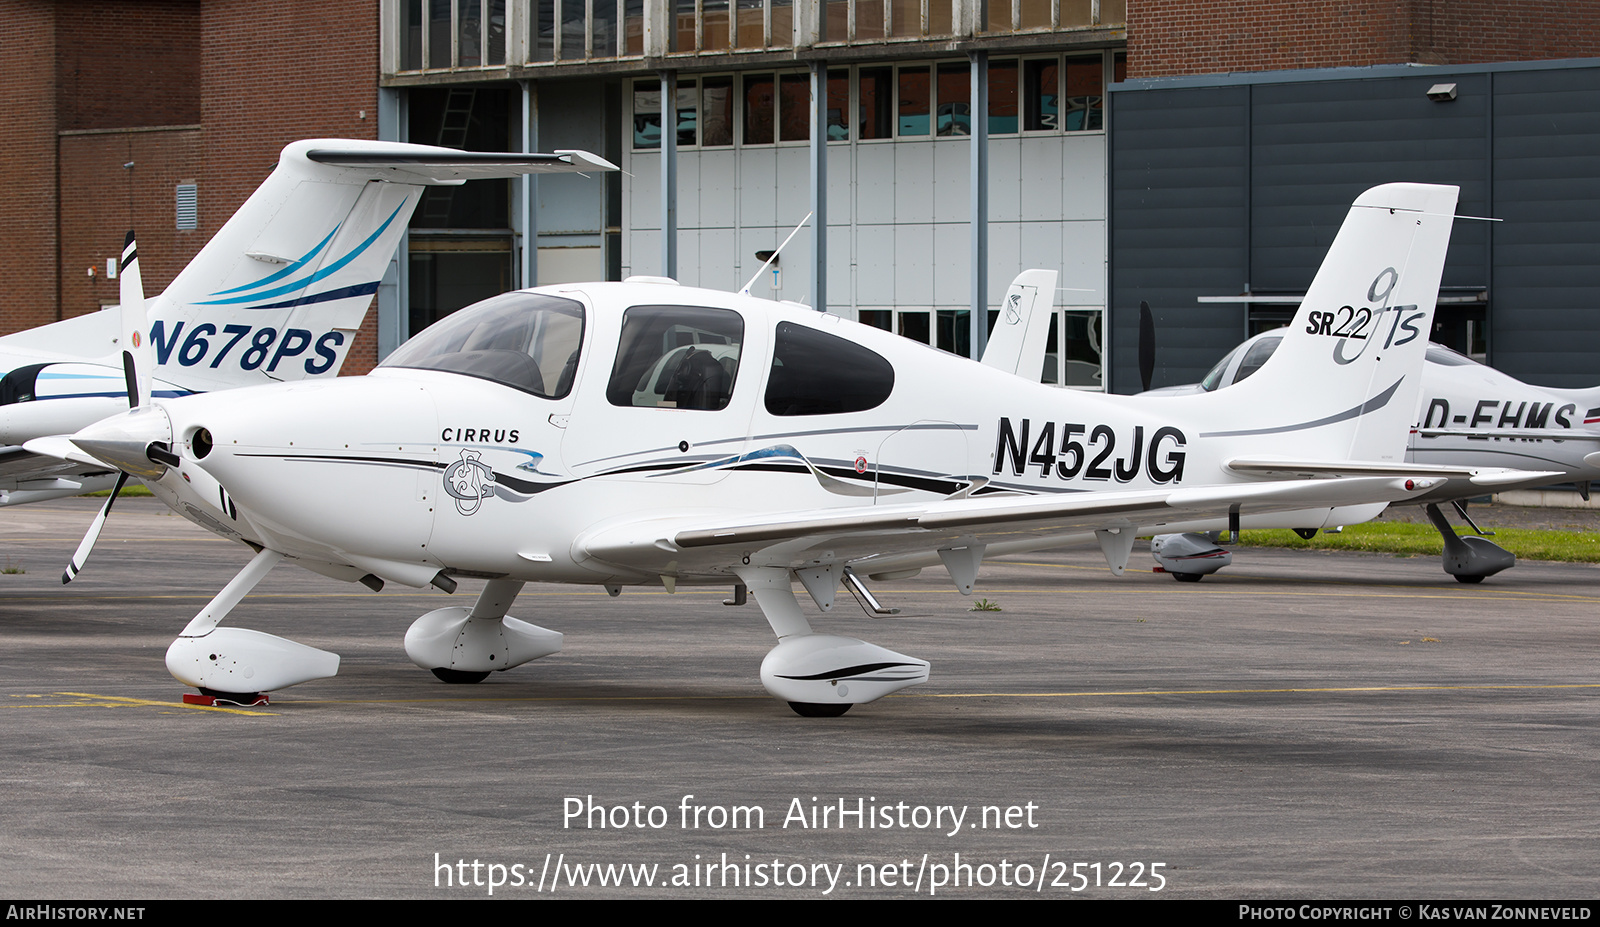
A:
381;291;585;399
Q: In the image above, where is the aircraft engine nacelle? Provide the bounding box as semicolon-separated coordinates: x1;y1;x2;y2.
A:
404;606;563;674
759;634;929;708
166;627;340;693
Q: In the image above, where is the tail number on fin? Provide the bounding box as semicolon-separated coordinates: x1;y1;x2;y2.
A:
151;321;345;375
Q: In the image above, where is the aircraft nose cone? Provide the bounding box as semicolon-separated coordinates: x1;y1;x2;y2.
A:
69;406;174;479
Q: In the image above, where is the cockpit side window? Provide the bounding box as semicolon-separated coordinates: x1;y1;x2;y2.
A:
765;321;894;415
607;305;744;410
382;292;585;399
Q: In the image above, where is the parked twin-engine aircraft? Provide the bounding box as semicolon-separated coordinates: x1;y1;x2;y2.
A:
1142;330;1598;581
39;182;1535;717
0;139;614;508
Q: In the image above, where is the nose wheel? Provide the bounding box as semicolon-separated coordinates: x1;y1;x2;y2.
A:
431;667;491;684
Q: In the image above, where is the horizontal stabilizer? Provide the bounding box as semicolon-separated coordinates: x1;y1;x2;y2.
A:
306;147;618;183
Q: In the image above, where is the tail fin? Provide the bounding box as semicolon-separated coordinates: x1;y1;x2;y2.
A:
1197;183;1459;464
980;269;1057;378
149;139;616;391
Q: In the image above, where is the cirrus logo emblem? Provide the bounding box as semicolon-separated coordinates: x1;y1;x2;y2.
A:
443;449;496;516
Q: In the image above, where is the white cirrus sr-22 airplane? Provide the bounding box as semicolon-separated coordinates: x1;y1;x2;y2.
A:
0;138;614;508
33;182;1542;716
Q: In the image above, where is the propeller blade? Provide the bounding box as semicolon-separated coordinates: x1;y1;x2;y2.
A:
62;471;129;585
1138;300;1156;393
118;231;152;410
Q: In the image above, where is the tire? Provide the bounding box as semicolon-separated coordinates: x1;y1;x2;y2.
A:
788;701;851;717
1172;572;1204;583
1453;573;1485;584
431;667;491;684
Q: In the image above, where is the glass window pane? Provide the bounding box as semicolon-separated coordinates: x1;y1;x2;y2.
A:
827;70;849;140
770;0;793;47
988;59;1017;133
936;61;968;136
593;0;618;55
1062;0;1092;26
677;80;698;146
767;321;894;416
859;67;892;139
633;81;661;149
898;310;930;344
779;74;809;142
1114;51;1127;82
458;0;483;65
402;0;423;69
744;75;775;144
610;306;744;410
487;0;506;63
429;0;451;66
856;0;884;39
823;0;848;40
1061;310;1103;387
624;0;644;54
737;0;763;47
1099;0;1125;25
890;0;919;37
1023;58;1057;131
936;309;970;356
1019;0;1049;29
559;0;586;58
1063;54;1104;130
387;291;585;399
535;0;556;60
930;0;951;35
985;0;1010;33
897;66;929;136
702;76;734;146
703;0;731;50
858;310;891;331
673;0;694;50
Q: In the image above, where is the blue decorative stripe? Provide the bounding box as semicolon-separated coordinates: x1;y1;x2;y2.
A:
207;226;341;296
31;390;192;401
196;202;405;307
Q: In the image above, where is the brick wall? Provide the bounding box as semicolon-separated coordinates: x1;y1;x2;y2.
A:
57;130;202;319
0;1;62;334
1128;0;1600;79
201;0;381;374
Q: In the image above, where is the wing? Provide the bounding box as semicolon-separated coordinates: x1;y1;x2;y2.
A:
0;445;120;506
575;473;1452;583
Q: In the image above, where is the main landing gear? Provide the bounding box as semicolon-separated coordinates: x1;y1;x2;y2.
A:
404;579;563;680
1423;501;1514;583
735;565;929;717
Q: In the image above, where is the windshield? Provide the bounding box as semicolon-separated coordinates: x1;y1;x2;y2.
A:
1425;343;1480;367
382;292;585;399
1199;343;1244;392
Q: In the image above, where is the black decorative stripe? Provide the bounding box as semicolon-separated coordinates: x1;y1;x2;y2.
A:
242;281;381;312
776;662;924;681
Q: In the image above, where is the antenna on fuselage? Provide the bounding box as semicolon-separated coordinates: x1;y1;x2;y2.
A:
740;212;813;298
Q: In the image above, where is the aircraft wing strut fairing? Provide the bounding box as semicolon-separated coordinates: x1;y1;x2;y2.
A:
44;182;1467;716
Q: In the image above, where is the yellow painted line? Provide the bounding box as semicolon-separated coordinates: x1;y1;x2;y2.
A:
898;682;1600;699
269;682;1600;707
5;691;276;716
